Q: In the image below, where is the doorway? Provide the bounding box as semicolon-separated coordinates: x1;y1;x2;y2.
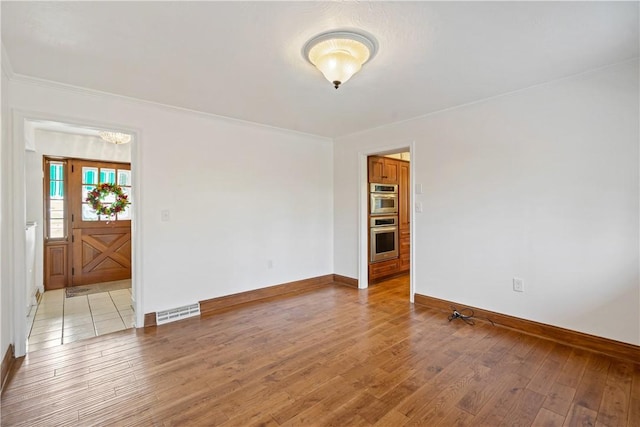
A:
11;114;142;357
43;158;132;289
367;152;410;281
359;144;415;302
31;147;134;351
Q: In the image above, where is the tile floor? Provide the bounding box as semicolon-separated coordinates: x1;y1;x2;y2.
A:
27;288;135;352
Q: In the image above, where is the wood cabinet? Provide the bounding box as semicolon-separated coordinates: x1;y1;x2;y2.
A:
399;230;410;272
368;156;399;184
398;160;410;273
369;258;401;282
399;161;410;231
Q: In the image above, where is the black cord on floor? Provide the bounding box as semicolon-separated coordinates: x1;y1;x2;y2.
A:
448;306;495;326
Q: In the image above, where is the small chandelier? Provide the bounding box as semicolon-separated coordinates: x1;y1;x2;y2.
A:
98;131;132;145
303;30;378;89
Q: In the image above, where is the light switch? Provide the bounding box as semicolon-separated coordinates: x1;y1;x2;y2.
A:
415;202;423;213
415;183;423;194
161;210;170;222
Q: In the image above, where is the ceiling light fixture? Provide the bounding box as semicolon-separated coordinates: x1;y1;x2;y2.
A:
98;131;132;145
303;30;378;89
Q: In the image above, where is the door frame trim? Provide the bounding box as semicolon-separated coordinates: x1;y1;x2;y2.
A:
10;109;143;357
357;140;416;302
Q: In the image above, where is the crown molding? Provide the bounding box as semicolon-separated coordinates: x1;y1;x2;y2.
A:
1;43;15;79
8;72;332;142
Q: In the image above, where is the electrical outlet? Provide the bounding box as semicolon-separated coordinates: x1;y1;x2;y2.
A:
513;277;524;292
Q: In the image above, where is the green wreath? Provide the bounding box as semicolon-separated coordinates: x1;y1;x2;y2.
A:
86;183;130;217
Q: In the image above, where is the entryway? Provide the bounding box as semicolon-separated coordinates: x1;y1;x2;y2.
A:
365;150;412;291
43;158;132;289
27;280;134;351
22;120;136;353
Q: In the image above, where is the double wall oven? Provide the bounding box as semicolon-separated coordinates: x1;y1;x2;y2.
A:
370;183;398;215
369;183;399;262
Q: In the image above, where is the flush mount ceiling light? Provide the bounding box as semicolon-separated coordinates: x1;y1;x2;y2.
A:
98;131;132;145
303;30;378;89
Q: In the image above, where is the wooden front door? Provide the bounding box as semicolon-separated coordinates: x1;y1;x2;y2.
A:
69;159;132;286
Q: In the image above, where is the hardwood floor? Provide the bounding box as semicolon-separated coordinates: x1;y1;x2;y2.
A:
2;276;639;426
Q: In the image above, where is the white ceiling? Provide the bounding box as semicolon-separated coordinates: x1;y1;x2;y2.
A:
2;2;638;138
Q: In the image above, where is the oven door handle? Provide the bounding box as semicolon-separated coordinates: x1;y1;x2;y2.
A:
371;225;398;232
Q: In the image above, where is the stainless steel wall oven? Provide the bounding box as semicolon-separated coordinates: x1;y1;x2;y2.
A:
370;183;398;216
370;216;399;262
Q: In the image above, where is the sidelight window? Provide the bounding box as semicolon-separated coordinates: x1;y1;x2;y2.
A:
45;159;67;239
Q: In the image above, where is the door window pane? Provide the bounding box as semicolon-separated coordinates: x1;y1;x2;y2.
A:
82;204;99;221
50;163;63;180
82;167;98;185
118;170;131;186
82;185;96;200
49;219;65;239
50;181;64;199
50;200;65;219
121;186;132;202
116;168;132;220
117;205;131;220
102;192;116;204
100;168;116;184
118;189;132;220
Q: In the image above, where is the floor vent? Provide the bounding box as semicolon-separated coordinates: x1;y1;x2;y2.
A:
156;303;200;325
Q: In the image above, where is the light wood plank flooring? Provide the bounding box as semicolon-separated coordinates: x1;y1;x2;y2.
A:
2;276;639;426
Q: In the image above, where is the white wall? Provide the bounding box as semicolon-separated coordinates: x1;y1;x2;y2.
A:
335;60;640;345
25;130;132;298
1;53;12;357
9;78;334;319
